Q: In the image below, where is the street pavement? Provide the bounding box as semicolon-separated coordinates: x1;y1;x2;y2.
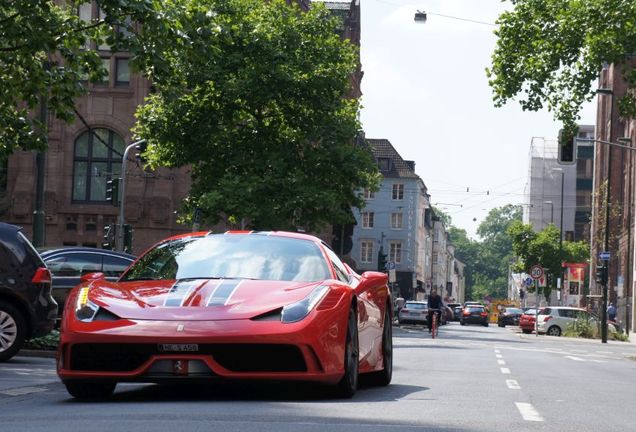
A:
1;323;635;432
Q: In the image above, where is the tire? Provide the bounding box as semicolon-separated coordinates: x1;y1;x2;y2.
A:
483;322;489;327
498;322;505;327
460;321;465;326
369;306;392;386
522;329;532;334
64;381;116;400
0;301;26;362
547;325;561;337
335;306;359;398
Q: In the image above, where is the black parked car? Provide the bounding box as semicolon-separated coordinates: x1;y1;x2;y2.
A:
446;303;461;321
460;305;489;327
39;247;135;317
498;307;524;327
0;223;57;361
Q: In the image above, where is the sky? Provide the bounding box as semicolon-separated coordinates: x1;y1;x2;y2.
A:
357;0;596;239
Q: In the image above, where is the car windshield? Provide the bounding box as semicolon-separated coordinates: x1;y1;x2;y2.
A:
523;309;537;315
405;303;426;309
467;307;484;312
505;308;523;314
120;234;331;282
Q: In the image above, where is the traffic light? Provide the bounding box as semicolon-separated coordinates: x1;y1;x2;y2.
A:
331;223;354;256
135;141;148;167
558;129;576;165
123;224;133;254
377;249;387;271
595;265;608;285
102;224;116;250
105;177;120;206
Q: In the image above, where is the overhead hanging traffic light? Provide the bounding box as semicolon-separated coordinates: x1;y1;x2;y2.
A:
558;129;577;165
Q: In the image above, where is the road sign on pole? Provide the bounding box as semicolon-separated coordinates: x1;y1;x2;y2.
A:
599;251;610;261
530;265;544;280
524;277;533;287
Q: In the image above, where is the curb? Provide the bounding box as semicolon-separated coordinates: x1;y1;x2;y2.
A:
18;349;56;358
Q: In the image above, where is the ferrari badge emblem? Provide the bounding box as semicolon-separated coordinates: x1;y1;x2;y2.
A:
176;324;184;332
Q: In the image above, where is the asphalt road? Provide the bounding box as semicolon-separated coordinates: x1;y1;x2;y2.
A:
1;323;635;432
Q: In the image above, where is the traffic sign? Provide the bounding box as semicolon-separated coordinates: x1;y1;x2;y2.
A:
524;277;533;287
530;265;544;280
387;262;396;270
599;251;610;260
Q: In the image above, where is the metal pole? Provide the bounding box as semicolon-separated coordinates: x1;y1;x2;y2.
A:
534;279;539;337
601;91;614;344
116;139;145;252
32;62;49;247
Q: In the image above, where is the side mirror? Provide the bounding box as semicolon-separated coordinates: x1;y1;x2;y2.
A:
360;271;388;285
80;272;105;283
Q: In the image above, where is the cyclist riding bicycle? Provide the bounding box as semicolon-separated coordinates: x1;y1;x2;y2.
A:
427;288;444;333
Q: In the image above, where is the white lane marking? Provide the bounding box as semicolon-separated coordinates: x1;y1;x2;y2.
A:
564;355;585;362
596;351;613;355
496;354;503;358
0;386;48;396
500;367;511;374
506;379;521;390
515;402;544;422
494;349;501;354
497;359;506;365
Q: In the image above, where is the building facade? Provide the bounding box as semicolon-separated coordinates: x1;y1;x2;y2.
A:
350;139;432;300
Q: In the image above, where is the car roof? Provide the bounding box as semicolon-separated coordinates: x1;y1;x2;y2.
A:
166;230;323;243
39;247;135;260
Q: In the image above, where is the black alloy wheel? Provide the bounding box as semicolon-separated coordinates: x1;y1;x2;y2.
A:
0;301;26;362
369;305;393;386
547;325;562;336
335;306;359;398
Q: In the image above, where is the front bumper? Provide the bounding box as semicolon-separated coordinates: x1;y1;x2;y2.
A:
57;311;348;385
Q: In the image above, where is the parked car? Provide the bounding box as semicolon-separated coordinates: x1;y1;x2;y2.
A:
453;306;463;321
39;247;135;317
460;305;489;327
446;303;461;321
519;308;543;334
57;231;393;399
398;301;428;325
498;307;524;327
537;306;614;336
0;223;57;361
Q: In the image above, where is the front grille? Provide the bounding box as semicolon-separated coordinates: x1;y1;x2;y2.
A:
70;343;307;373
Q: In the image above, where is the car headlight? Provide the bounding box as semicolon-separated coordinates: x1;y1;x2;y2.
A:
281;285;329;324
75;287;99;322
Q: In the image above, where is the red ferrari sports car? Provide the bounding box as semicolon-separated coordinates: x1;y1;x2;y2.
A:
57;231;392;399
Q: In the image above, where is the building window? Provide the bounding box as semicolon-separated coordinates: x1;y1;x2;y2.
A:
392;183;404;200
363;188;375;200
433;252;438;264
360;240;374;263
389;241;402;264
391;212;403;229
378;158;390;171
361;212;374;228
72;128;124;202
115;58;130;86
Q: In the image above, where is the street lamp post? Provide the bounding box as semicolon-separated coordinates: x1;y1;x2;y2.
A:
552;168;564;305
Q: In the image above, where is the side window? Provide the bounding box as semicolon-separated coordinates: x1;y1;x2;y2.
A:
542;308;551;316
103;255;133;278
47;253;101;277
322;246;350;283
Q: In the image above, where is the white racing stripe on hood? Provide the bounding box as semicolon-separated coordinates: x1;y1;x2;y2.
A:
164;279;204;307
206;279;243;306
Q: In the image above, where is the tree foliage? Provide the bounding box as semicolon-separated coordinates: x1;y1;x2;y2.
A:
508;220;590;301
134;0;379;230
0;0;159;157
487;0;636;132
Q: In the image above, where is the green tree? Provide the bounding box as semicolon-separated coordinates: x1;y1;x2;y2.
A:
508;221;590;301
487;0;636;132
0;0;161;157
134;0;379;230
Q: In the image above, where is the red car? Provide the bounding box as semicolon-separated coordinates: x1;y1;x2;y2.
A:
519;308;543;334
57;231;392;399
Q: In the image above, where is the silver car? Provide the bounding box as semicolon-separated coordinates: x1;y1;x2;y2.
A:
398;301;428;325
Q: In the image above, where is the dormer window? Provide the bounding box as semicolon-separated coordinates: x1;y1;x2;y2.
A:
378;158;390;171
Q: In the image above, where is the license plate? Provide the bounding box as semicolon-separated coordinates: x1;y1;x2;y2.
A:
158;344;199;352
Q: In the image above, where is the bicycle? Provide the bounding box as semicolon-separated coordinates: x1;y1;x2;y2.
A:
429;308;441;339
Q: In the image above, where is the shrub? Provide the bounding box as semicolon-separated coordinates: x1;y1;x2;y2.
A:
24;330;60;351
564;319;594;339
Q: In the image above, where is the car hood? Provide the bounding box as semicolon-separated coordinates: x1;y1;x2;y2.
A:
82;278;325;321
